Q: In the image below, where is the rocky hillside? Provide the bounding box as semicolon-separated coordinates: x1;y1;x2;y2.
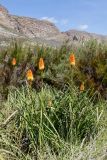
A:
0;4;107;47
65;29;107;44
0;4;67;47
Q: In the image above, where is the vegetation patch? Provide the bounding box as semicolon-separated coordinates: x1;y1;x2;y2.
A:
0;41;107;159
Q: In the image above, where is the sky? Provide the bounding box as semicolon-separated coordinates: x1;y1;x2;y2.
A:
0;0;107;35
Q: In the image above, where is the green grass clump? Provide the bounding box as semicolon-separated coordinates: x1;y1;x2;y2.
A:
0;86;106;160
0;41;107;159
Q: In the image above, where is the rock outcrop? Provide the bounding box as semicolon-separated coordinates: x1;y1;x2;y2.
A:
65;29;107;43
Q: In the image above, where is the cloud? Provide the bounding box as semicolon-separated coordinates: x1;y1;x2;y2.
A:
60;19;69;25
41;17;58;23
41;17;69;26
78;24;89;30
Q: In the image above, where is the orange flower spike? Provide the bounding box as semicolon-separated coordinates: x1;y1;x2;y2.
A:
39;58;45;70
26;69;34;81
11;58;16;66
69;54;75;66
80;82;85;92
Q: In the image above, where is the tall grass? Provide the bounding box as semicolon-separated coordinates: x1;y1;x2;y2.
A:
0;41;107;159
0;85;106;159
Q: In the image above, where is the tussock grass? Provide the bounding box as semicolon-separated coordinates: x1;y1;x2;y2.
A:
0;41;107;159
0;85;107;160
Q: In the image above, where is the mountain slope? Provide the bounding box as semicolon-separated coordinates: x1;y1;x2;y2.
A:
65;29;107;43
0;4;107;47
0;4;67;47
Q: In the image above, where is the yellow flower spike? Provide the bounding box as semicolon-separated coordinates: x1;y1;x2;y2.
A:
48;100;52;107
69;53;75;66
26;69;34;81
39;58;45;70
11;58;16;66
80;82;85;92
